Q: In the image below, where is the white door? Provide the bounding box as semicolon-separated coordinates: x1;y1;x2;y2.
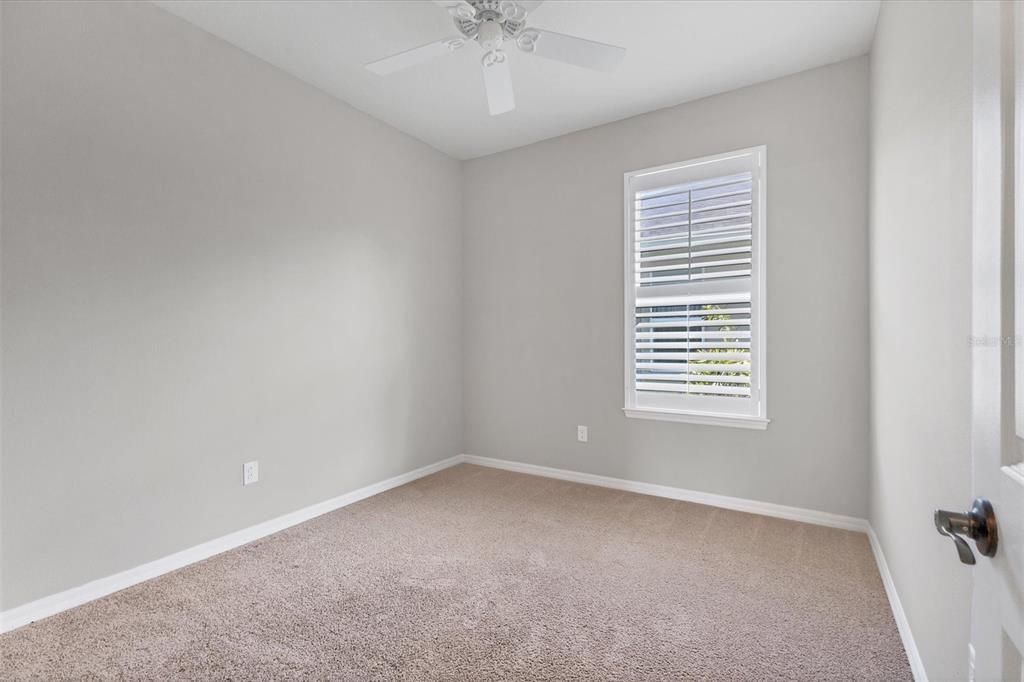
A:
969;3;1024;681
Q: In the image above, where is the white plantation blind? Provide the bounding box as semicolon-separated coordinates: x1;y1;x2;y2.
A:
624;148;766;425
635;172;753;285
634;297;752;398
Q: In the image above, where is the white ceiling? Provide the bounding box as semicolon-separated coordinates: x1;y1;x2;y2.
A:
152;0;880;160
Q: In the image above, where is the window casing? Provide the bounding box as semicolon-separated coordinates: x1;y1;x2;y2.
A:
623;147;767;429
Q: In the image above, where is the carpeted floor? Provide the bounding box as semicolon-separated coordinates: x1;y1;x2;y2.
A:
1;464;912;680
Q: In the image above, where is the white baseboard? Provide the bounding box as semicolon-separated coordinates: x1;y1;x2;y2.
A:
867;527;928;682
460;454;869;532
0;455;463;634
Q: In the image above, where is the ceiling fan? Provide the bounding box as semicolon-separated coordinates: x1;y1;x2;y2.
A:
364;0;626;116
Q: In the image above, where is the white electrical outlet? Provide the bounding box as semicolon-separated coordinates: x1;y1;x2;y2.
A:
577;425;588;443
243;461;259;486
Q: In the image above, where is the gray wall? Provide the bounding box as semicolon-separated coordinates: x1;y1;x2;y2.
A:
868;1;974;679
0;0;462;610
462;58;871;518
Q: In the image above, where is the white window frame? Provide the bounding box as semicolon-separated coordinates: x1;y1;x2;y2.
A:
622;146;768;430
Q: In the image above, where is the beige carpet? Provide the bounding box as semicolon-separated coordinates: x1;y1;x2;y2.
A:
2;464;912;680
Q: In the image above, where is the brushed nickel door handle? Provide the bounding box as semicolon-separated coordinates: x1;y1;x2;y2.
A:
933;498;998;565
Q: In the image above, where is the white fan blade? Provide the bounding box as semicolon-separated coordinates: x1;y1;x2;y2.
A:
365;38;465;75
518;28;624;71
481;53;515;116
432;0;476;20
517;1;544;11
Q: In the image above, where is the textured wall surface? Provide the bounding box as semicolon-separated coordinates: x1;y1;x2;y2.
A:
868;1;974;679
1;0;462;609
463;58;870;518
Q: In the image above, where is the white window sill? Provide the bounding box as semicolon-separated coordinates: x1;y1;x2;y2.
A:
623;407;770;430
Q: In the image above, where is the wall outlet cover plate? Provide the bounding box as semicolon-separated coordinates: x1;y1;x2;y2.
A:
243;461;259;486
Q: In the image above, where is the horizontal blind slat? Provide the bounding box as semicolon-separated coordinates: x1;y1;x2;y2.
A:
634;352;751;362
637;382;752;396
640;270;751;285
635;330;751;338
638;256;751;274
638;245;750;264
636;362;751;372
635;373;750;384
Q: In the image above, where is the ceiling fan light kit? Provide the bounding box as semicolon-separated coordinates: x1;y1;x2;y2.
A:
364;0;626;116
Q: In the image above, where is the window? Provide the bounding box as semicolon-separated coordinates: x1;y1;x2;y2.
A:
623;147;767;429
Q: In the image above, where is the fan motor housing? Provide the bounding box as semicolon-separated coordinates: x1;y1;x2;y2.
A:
454;1;527;42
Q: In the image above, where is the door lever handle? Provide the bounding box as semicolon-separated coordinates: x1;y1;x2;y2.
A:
936;523;976;564
934;498;998;565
